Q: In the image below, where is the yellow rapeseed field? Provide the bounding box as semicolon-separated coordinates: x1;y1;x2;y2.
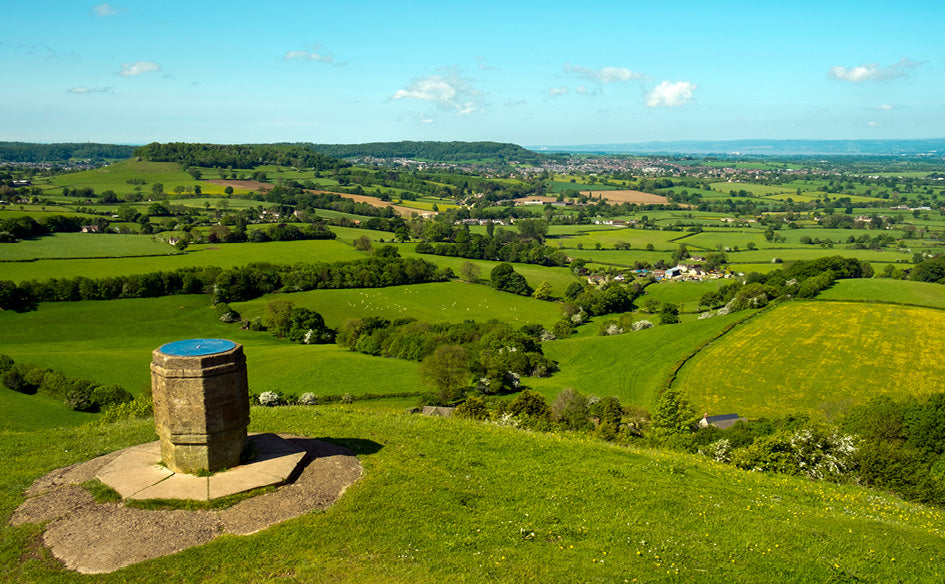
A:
675;301;945;418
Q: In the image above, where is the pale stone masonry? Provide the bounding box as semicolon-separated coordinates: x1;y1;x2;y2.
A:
150;339;250;474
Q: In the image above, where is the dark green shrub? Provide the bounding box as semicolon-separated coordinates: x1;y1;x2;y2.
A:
455;396;489;420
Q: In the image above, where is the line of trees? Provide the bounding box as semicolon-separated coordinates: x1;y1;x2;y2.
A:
0;214;86;242
0;354;132;412
336;318;557;403
0;256;448;311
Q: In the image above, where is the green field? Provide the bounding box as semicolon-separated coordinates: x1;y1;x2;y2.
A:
40;160;245;196
553;229;686;252
0;293;425;397
0;233;178;261
709;182;793;196
0;238;366;282
728;247;910;265
818;278;945;309
674;302;945;418
5;407;944;583
0;388;96;431
529;310;755;409
234;281;563;328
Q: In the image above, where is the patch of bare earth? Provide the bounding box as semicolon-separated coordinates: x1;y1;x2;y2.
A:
307;189;434;217
582;190;675;205
9;437;362;575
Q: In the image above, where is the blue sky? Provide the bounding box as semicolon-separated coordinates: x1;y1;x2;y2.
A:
1;0;942;146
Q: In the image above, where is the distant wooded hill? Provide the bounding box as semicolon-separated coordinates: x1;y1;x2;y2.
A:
303;141;557;163
0;142;136;163
132;142;348;170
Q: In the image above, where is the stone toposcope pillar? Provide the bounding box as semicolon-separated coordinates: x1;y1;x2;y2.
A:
151;339;249;474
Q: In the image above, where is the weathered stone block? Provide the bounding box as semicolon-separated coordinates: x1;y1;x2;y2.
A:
151;339;249;474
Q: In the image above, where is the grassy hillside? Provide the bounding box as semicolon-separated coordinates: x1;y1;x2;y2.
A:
818;278;945;309
0;233;177;261
0;238;366;282
3;407;944;583
0;295;423;405
234;281;563;329
530;310;755;409
674;302;945;418
42;160;238;196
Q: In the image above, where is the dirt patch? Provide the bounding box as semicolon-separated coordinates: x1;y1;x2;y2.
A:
205;179;273;192
582;190;674;205
305;189;434;217
9;437;362;575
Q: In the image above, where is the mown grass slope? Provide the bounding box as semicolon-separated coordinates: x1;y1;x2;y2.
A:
0;233;178;261
818;278;945;309
530;311;755;409
0;238;365;282
234;281;563;328
0;295;423;405
674;301;945;418
3;407;944;583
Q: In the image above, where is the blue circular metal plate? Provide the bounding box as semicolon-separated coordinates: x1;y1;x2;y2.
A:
158;338;236;356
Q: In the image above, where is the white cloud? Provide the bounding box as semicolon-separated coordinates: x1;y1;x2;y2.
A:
119;61;161;76
876;103;893;110
93;3;117;17
284;48;334;63
868;121;879;126
391;68;484;115
828;57;921;82
417;114;434;124
565;64;642;84
68;86;112;94
548;86;568;96
646;81;697;107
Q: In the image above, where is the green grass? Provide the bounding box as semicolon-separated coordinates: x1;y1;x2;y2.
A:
817;278;945;309
0;233;178;261
728;247;911;265
552;229;685;251
0;295;426;401
0;389;95;431
40;160;237;196
0;238;365;283
674;302;945;418
564;249;671;268
673;229;767;251
4;407;944;583
398;248;580;298
234;282;564;329
709;182;793;196
529;310;755;409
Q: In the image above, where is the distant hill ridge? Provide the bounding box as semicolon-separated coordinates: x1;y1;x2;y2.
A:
531;138;945;156
302;140;553;163
0;142;135;163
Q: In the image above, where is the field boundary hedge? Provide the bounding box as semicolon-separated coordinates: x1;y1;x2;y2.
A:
662;309;763;391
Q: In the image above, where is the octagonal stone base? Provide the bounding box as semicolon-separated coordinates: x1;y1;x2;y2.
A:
95;433;306;501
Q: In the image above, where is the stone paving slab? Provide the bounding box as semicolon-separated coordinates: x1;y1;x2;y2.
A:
133;472;208;501
11;435;363;574
208;451;306;499
96;462;173;499
95;433;307;501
